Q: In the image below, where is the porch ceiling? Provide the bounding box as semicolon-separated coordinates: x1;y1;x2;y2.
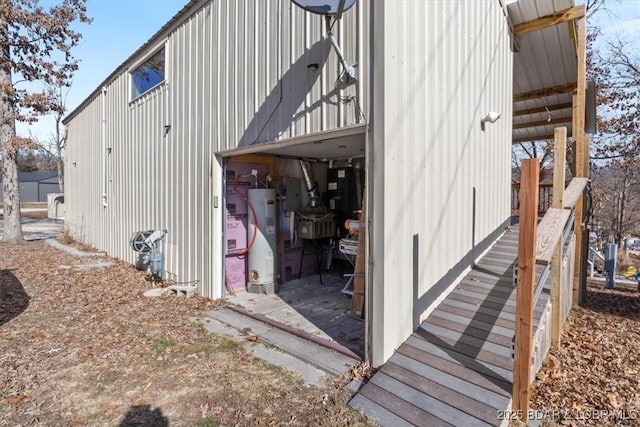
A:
508;0;583;144
216;124;366;161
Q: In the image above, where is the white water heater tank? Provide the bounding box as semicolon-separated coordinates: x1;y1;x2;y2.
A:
247;188;277;294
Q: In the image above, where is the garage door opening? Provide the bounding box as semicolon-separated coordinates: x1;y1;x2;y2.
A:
218;126;367;359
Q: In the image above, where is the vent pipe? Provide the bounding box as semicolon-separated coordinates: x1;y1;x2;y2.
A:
299;160;320;207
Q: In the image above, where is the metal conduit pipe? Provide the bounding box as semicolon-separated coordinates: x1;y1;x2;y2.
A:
101;87;107;207
299;160;320;207
226;304;362;361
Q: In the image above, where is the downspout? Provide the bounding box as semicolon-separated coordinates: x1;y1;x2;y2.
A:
101;87;107;207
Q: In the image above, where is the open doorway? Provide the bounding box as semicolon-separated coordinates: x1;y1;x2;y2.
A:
218;127;367;359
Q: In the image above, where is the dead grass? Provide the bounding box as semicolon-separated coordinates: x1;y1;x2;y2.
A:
0;239;375;426
0;210;48;221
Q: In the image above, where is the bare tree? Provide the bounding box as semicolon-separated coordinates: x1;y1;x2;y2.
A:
591;162;640;245
34;85;68;191
0;0;89;241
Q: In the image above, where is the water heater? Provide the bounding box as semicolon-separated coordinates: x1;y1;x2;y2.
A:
247;188;277;294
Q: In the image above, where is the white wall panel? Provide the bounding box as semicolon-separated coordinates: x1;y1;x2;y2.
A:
64;0;368;299
371;0;513;366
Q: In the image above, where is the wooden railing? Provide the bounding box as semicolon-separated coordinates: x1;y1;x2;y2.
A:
512;127;589;416
512;182;554;214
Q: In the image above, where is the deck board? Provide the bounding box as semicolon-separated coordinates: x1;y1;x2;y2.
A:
425;316;512;346
430;310;514;339
389;352;510;411
381;363;500;426
403;336;513;388
226;271;364;358
358;382;454;427
419;323;512;359
349;394;414;427
370;373;483;427
351;225;552;425
415;327;513;370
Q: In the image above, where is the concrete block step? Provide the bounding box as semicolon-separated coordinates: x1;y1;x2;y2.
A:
203;307;358;377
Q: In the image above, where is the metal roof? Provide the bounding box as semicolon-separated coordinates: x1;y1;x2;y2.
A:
65;0;586;148
508;0;583;144
0;171;58;183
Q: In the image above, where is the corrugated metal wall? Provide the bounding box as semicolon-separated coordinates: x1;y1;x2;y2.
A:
65;0;368;299
370;0;513;366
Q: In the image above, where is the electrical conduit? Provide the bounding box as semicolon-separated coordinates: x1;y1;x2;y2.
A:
101;87;107;207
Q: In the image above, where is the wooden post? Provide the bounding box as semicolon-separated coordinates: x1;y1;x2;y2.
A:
513;158;539;417
350;191;367;318
551;128;566;346
572;14;587;306
579;133;591;305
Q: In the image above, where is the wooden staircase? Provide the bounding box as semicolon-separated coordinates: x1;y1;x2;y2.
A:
350;226;550;426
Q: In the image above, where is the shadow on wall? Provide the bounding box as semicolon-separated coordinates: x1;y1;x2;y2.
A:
119;404;168;427
0;269;30;327
238;38;337;147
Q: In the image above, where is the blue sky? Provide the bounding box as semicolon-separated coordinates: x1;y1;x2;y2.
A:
16;0;189;140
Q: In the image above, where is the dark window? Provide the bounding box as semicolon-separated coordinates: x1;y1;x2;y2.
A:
131;48;165;99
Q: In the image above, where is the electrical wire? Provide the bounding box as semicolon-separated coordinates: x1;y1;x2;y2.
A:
585;178;594;229
164;272;200;287
295;211;334;222
165;279;200;286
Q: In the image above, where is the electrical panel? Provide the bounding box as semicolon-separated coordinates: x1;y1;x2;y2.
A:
326;167;364;214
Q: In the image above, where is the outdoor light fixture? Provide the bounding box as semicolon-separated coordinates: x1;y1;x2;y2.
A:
480;111;501;131
307;63;319;71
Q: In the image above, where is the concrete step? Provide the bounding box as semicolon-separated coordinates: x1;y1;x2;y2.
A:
201;307;359;378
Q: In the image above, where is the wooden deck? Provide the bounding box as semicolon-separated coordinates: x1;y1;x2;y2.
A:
350;227;550;426
226;268;364;358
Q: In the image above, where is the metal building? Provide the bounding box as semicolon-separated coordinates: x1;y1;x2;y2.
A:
0;172;60;203
63;0;588;370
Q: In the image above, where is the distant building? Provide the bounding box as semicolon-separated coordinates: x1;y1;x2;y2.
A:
0;172;60;203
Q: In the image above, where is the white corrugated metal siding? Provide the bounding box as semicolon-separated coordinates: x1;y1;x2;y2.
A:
370;0;513;366
65;0;368;299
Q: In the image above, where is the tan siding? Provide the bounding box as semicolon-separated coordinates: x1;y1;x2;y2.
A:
65;0;368;299
371;0;513;366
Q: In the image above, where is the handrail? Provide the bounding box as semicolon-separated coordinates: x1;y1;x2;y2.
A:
589;246;604;262
563;177;588;210
535;208;572;265
514;126;588;417
532;209;575;309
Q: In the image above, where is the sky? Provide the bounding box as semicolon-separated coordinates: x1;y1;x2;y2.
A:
16;0;190;141
592;0;640;40
14;0;640;142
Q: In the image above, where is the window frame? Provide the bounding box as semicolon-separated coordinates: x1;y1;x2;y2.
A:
129;43;167;101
